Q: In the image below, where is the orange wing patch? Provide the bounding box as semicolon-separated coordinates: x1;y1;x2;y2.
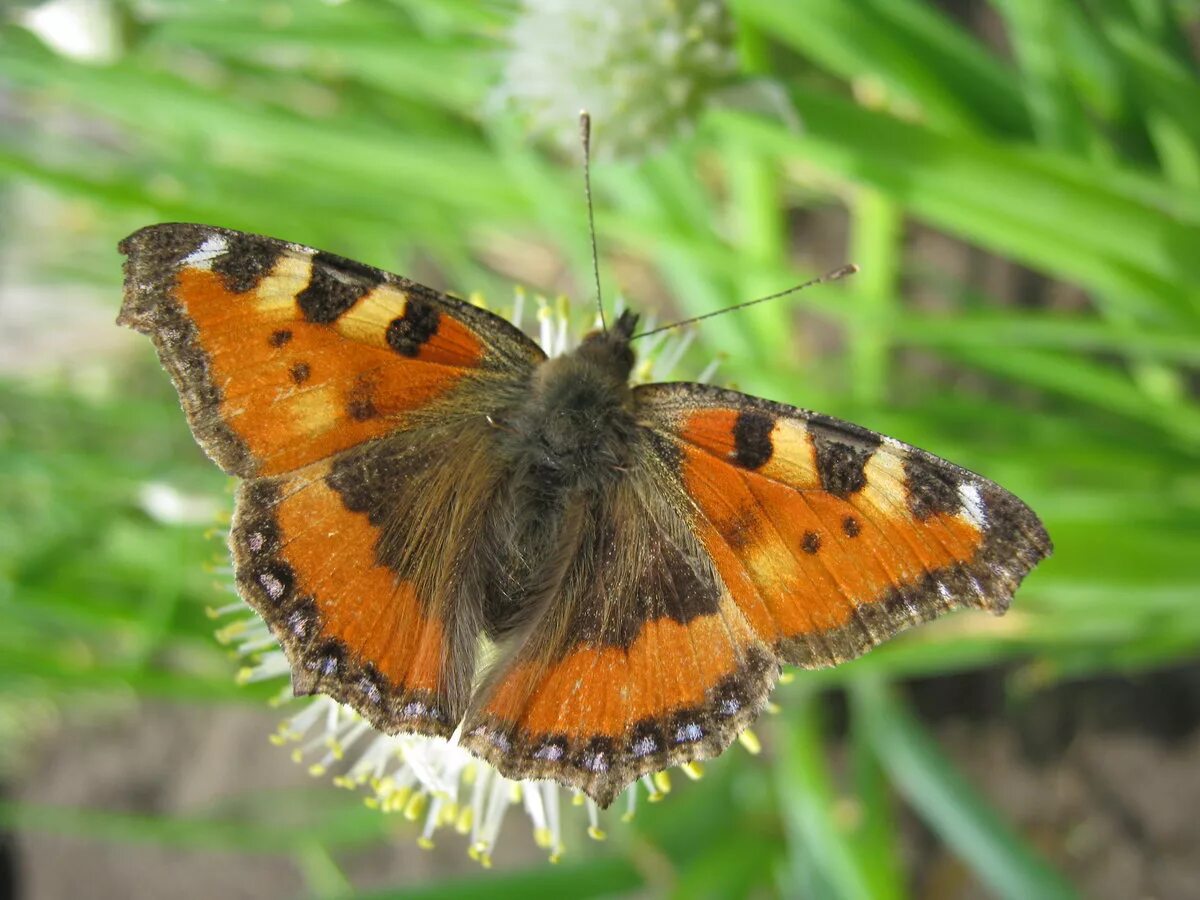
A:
231;460;464;737
463;601;775;808
174;264;479;476
638;383;1052;668
119;224;541;478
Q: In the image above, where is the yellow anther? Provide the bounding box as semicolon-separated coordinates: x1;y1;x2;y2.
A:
417;836;435;850
214;621;248;644
738;729;762;755
403;791;428;822
681;761;704;780
480;853;493;869
455;806;473;834
307;764;326;777
269;733;288;747
571;793;585;807
779;670;795;684
236;668;254;685
468;291;487;309
290;749;304;764
324;739;344;761
439;802;459;828
653;771;672;794
587;826;607;841
549;846;564;864
363;797;380;810
534;827;553;848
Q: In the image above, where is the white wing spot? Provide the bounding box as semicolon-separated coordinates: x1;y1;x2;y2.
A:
958;483;987;525
258;571;284;600
584;751;608;773
182;235;229;270
631;735;657;757
675;722;703;744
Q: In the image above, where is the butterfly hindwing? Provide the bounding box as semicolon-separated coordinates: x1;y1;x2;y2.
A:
119;223;544;478
635;382;1052;668
460;441;778;807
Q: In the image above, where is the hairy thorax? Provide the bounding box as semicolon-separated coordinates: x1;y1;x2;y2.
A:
499;333;640;495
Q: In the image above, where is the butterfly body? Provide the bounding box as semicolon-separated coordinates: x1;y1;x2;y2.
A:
120;223;1051;807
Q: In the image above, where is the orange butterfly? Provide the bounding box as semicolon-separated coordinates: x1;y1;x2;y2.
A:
119;214;1050;809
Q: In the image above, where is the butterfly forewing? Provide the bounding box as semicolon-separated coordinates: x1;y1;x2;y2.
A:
118;223;544;477
635;382;1052;668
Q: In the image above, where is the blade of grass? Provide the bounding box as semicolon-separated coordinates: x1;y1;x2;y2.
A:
712;93;1200;325
852;678;1077;900
775;691;877;900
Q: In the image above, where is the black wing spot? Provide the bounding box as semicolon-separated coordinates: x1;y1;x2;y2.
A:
801;530;821;554
842;515;861;538
297;251;383;323
289;361;311;384
269;329;293;347
905;457;962;519
386;301;440;357
732;410;774;469
212;235;284;293
808;418;881;497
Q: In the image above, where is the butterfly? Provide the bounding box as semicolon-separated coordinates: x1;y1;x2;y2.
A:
119;222;1051;808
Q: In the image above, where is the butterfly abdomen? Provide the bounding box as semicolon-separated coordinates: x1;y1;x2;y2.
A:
479;333;649;635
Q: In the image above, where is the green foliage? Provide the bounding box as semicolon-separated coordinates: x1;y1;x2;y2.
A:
2;0;1198;896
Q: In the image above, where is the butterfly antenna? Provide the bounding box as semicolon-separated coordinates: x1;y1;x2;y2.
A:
579;111;607;333
630;265;860;340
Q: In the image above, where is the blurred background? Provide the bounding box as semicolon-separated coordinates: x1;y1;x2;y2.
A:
2;0;1200;897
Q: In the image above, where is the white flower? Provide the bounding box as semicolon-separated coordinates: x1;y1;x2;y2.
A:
213;290;756;863
494;0;739;160
18;0;123;65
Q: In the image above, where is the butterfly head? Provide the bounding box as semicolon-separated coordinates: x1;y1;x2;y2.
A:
574;308;639;382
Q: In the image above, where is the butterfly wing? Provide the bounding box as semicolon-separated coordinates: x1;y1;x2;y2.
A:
119;223;544;477
636;382;1052;668
120;223;542;735
461;380;1050;805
